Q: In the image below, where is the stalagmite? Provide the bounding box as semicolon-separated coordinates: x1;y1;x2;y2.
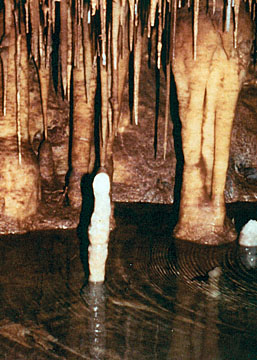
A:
239;220;257;247
239;220;257;269
0;0;255;240
88;171;111;283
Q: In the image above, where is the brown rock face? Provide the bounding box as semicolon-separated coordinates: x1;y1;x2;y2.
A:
0;138;40;221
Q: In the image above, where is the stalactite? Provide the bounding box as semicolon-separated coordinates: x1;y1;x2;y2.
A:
225;0;232;32
38;67;50;141
91;0;98;16
97;0;109;168
2;0;13;119
150;0;158;27
73;0;78;68
0;0;255;216
111;0;121;136
30;0;40;64
107;24;112;138
39;13;44;62
133;22;142;125
128;0;135;51
213;0;216;15
0;37;9;117
67;5;72;101
163;0;166;29
163;6;173;160
44;0;52;69
52;0;56;33
24;0;29;34
14;11;22;165
193;0;199;60
100;0;107;66
233;0;240;48
100;62;108;166
249;0;252;13
157;0;163;69
134;0;139;26
163;61;170;160
60;0;68;97
120;0;127;58
172;0;177;61
83;2;92;102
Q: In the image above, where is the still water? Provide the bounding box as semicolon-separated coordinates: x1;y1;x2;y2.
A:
0;203;256;359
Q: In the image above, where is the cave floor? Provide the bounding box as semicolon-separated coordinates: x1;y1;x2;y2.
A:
0;203;256;359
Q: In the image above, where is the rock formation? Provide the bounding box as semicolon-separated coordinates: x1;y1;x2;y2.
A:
0;0;256;241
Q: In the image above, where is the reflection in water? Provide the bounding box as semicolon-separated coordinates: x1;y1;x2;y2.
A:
81;283;106;359
0;204;256;359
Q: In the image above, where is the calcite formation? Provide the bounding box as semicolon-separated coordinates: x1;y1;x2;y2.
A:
172;2;253;243
88;171;111;282
0;139;40;221
0;0;255;240
239;220;257;247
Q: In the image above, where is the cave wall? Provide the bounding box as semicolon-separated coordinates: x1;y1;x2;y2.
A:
26;32;257;204
0;0;256;234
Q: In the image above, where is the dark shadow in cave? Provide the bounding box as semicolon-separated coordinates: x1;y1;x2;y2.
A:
169;68;184;231
51;1;60;94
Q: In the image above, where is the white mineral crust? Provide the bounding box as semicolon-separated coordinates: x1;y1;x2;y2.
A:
88;172;111;282
239;220;257;247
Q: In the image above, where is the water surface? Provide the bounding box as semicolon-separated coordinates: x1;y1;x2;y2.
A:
0;203;256;359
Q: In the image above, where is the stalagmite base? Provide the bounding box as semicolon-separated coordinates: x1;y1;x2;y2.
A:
88;171;111;283
173;4;253;244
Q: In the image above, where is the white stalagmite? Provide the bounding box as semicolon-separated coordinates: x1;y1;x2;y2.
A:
88;171;111;283
239;220;257;247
